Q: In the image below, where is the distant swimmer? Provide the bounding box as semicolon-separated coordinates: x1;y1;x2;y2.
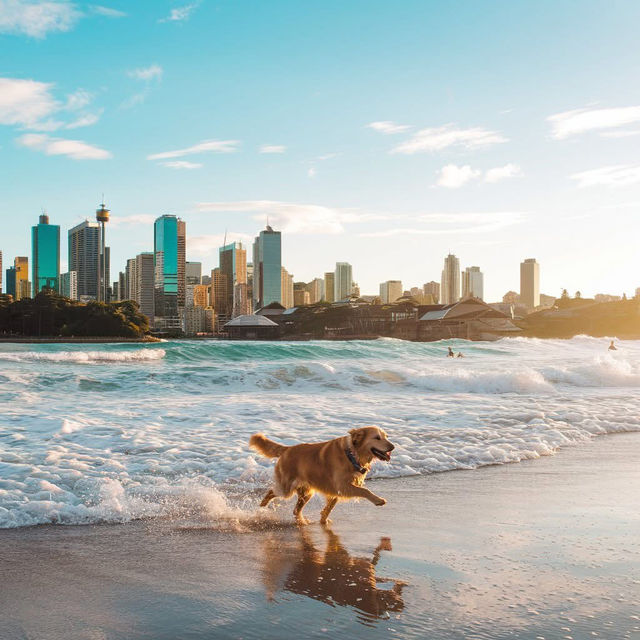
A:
448;347;455;357
456;352;464;358
608;340;617;351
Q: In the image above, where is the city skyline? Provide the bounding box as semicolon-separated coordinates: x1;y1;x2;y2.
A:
1;1;640;300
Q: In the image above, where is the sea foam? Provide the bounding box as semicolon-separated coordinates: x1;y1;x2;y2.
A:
0;337;639;528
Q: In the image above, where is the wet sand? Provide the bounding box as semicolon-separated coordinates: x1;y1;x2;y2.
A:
1;433;639;640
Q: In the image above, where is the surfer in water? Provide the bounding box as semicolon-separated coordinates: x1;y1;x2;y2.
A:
448;347;455;357
608;340;617;351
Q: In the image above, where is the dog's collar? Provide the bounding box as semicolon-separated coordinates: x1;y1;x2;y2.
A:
345;447;366;474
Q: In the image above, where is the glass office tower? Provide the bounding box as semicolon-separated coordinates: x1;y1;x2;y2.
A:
153;215;185;330
32;213;60;295
252;225;282;310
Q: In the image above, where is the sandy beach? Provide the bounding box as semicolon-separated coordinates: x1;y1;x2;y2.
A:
2;432;639;640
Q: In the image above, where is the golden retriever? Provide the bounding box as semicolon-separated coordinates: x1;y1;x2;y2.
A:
249;426;394;523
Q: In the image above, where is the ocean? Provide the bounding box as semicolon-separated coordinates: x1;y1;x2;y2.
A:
1;336;639;529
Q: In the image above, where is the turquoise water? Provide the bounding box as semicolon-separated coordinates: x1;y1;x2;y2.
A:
1;336;639;528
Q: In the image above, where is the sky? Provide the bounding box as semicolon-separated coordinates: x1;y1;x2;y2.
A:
1;0;640;301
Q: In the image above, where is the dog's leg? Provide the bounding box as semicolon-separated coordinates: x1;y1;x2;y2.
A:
260;489;276;507
320;497;338;524
293;487;312;524
341;484;386;506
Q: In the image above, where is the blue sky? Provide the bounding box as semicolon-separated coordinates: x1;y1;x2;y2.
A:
1;0;640;300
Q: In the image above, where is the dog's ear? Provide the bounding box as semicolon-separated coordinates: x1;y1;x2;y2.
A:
350;428;366;448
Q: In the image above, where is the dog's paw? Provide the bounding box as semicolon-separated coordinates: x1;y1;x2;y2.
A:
374;497;386;507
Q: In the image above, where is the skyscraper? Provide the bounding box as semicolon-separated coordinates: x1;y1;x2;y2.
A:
440;254;460;305
5;267;15;297
324;272;335;303
520;258;540;309
59;271;78;300
186;261;202;285
307;278;324;304
461;266;484;300
0;251;3;293
252;225;282;310
14;257;29;300
135;253;155;319
153;214;186;330
31;213;60;296
281;267;294;309
334;262;353;301
69;220;104;301
219;241;249;318
380;280;403;304
423;281;440;304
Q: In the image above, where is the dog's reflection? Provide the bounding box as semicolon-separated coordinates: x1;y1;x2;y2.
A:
262;526;406;620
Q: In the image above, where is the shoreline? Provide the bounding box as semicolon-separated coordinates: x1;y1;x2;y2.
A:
0;336;161;343
2;432;638;639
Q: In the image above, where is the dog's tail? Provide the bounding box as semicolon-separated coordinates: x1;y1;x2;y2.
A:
249;433;288;458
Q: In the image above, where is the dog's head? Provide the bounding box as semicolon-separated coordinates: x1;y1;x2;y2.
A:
349;426;394;463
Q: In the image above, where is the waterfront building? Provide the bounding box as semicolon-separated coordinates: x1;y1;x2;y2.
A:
68;220;108;301
219;241;250;318
293;282;310;306
440;254;460;305
32;214;61;295
334;262;353;301
153;215;186;330
59;271;78;300
186;261;202;285
252;225;282;310
131;253;154;319
380;280;403;304
184;305;215;335
281;267;294;309
186;283;209;308
462;266;484;300
520;258;540;309
324;272;335;303
14;257;30;300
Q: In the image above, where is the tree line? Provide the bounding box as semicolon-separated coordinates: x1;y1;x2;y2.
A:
0;290;149;337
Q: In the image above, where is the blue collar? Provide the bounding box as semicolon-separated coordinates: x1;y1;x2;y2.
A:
345;447;366;474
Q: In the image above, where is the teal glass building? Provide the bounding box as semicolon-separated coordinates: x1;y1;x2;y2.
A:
252;225;282;309
31;214;60;295
153;214;185;329
5;267;16;297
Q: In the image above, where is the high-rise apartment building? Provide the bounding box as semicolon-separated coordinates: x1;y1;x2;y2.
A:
440;254;460;305
293;282;310;306
334;262;353;301
252;225;282;310
153;215;186;330
186;284;209;308
59;271;78;300
380;280;403;304
186;261;202;285
324;272;335;303
68;220;108;301
5;267;16;297
520;258;540;309
14;257;29;300
219;241;249;318
0;251;3;293
423;281;440;304
281;267;294;309
461;266;484;300
134;253;154;319
307;278;324;304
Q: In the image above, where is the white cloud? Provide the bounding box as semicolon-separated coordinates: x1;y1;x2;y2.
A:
307;167;317;178
366;121;412;135
548;105;640;139
127;64;163;82
392;124;507;154
359;212;525;238
148;139;239;160
0;0;81;37
600;129;640;139
188;232;254;258
436;164;481;188
259;144;286;154
159;2;198;22
0;77;58;128
64;110;102;129
109;214;157;227
90;5;126;17
570;164;640;188
484;163;523;183
65;88;92;110
196;200;387;235
160;160;202;169
17;132;112;159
